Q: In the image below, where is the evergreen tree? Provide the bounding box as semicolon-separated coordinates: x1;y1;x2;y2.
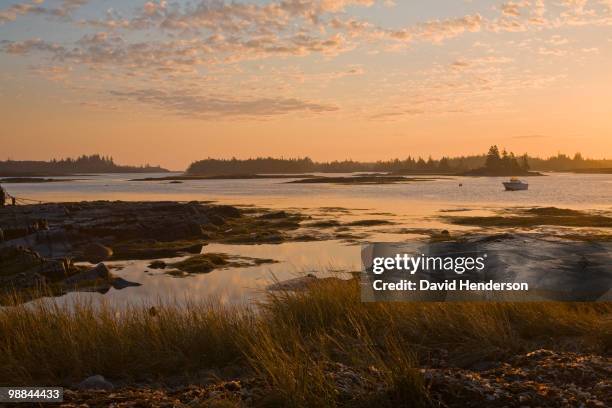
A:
426;156;436;169
485;145;501;169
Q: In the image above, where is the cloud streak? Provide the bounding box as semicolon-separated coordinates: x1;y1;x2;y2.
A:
109;88;339;118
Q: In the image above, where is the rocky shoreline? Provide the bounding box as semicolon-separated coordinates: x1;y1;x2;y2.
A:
0;246;141;302
0;200;404;302
56;349;611;407
0;201;312;302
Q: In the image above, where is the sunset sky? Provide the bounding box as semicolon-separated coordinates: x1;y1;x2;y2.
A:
1;0;611;170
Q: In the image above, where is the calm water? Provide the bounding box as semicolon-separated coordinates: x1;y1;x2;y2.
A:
6;172;612;209
4;172;611;306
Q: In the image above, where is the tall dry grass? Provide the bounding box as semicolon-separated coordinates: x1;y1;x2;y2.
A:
0;296;249;384
0;279;610;407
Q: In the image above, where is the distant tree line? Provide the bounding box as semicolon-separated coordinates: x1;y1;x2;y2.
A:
485;145;529;172
186;148;611;175
0;154;168;176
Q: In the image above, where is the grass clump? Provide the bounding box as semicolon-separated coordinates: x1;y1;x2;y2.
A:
169;253;231;274
0;297;248;385
164;253;277;275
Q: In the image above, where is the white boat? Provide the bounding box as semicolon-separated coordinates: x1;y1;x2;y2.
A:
503;177;528;191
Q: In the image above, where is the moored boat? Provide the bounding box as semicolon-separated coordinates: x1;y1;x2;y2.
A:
503;177;528;191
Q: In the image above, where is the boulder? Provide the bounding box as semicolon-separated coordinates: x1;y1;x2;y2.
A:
39;259;69;281
82;243;113;264
64;263;111;286
77;375;114;391
63;263;141;291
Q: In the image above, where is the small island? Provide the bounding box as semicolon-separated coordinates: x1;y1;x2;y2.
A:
0;155;168;177
289;175;437;184
130;174;319;181
0;177;79;183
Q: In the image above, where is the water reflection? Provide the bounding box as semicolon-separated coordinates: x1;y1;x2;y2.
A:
54;240;361;308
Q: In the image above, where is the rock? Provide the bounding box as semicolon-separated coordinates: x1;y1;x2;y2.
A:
1;245;142;301
82;243;113;264
77;375;114;391
39;259;69;281
63;263;140;291
0;246;43;277
64;263;111;286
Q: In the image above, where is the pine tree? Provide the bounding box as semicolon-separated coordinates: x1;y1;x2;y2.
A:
485;145;501;170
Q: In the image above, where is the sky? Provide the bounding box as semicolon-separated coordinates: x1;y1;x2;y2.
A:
0;0;611;170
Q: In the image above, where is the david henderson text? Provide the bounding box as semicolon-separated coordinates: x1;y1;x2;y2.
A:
372;280;529;291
